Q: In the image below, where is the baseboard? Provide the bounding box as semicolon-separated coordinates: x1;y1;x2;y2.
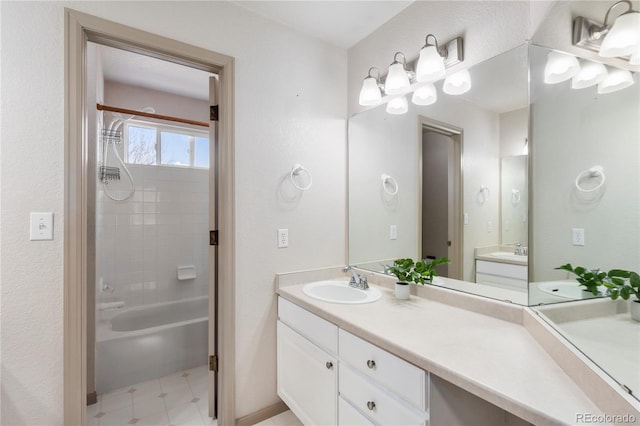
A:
236;400;288;426
87;391;98;406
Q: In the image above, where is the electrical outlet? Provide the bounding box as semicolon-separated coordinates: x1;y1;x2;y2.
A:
487;221;493;233
464;213;469;225
278;228;289;248
390;225;397;240
572;228;585;246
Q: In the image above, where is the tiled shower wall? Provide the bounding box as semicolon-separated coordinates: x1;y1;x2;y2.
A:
96;164;209;311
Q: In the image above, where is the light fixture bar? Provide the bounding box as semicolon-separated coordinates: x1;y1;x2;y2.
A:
441;37;464;68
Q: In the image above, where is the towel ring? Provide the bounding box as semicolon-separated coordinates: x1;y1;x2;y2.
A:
290;163;313;191
575;166;605;193
511;189;521;206
381;174;399;195
478;185;490;204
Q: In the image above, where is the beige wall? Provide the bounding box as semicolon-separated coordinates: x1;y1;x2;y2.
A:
0;1;346;424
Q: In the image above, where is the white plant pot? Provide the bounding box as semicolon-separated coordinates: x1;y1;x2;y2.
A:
395;282;410;300
630;299;640;322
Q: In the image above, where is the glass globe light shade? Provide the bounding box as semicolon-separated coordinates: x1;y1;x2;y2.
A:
358;76;382;106
544;51;580;84
416;45;446;83
629;43;640;65
443;69;472;95
599;11;640;57
411;83;437;105
571;61;608;89
386;95;408;115
385;62;411;95
597;68;634;94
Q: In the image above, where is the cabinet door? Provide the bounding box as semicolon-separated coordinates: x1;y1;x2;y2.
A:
277;320;337;425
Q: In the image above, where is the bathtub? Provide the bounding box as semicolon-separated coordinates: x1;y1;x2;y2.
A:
96;296;208;394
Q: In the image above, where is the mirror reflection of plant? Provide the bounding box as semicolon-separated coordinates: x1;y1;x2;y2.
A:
556;264;640;300
389;257;450;285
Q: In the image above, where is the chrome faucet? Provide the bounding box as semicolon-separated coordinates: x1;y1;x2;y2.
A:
343;266;369;290
514;243;522;255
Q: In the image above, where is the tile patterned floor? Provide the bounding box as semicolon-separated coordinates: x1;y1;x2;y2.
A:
87;365;214;426
88;364;302;426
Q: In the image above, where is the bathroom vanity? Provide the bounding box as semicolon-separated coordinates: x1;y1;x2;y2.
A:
274;269;636;426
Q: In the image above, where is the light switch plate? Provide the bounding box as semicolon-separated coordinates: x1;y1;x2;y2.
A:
30;212;54;241
390;225;397;240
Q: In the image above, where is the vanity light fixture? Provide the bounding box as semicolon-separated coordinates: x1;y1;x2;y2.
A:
443;69;472;95
386;95;409;115
630;44;640;65
416;34;447;82
357;34;465;111
358;67;383;106
597;67;635;93
571;60;608;89
544;51;580;84
385;52;412;95
573;0;640;62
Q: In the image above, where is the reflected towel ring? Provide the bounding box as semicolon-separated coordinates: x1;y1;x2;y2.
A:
575;166;605;193
511;189;521;206
381;174;399;195
478;185;490;204
290;163;313;191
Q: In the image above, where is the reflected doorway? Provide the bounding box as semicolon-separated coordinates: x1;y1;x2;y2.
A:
420;118;463;279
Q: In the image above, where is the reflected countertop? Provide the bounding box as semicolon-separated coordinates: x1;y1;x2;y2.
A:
475;245;528;266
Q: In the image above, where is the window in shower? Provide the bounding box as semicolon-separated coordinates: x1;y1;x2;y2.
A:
125;119;209;168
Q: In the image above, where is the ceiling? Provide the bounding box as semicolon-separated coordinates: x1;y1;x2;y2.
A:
97;1;413;101
235;1;414;49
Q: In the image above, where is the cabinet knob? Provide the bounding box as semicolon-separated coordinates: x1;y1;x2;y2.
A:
367;401;376;411
325;361;333;370
366;359;376;369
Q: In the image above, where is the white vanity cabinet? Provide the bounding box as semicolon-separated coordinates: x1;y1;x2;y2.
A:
277;297;429;426
475;260;527;291
277;298;338;426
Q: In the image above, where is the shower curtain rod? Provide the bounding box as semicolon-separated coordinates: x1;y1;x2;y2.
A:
97;103;209;128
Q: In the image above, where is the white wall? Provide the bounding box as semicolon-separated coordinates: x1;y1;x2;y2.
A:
0;1;346;424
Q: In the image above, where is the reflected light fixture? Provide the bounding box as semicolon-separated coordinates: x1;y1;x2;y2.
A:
411;83;437;105
443;69;472;95
358;67;382;106
386;95;409;115
544;51;580;84
416;34;446;82
573;0;640;61
630;44;640;65
385;52;411;95
597;67;635;93
571;60;608;89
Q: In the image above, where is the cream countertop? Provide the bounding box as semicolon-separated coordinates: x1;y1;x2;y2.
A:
275;271;635;425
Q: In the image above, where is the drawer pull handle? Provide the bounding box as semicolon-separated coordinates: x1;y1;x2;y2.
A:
367;401;376;411
366;359;376;369
325;361;333;370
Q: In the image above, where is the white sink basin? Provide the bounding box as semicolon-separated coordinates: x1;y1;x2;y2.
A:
488;252;528;262
303;280;381;304
537;281;605;300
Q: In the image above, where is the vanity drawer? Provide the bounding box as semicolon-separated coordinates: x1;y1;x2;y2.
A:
278;297;338;355
339;396;375;425
339;364;428;426
339;329;427;410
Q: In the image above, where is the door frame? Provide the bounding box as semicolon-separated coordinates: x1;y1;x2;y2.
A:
418;117;463;280
64;10;236;425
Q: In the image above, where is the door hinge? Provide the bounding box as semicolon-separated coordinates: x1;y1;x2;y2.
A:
210;105;219;122
209;354;218;372
210;230;218;246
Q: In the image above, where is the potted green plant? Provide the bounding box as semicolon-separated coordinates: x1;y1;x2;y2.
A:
556;264;640;321
389;257;451;299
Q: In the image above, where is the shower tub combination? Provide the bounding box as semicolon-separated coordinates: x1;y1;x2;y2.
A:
96;296;208;394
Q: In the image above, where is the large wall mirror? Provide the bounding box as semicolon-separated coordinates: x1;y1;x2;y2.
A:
349;43;530;304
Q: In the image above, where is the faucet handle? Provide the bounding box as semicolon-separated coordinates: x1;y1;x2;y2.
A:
360;276;369;289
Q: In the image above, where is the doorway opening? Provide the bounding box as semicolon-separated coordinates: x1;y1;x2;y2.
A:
64;10;236;426
420;118;463;279
87;41;217;425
